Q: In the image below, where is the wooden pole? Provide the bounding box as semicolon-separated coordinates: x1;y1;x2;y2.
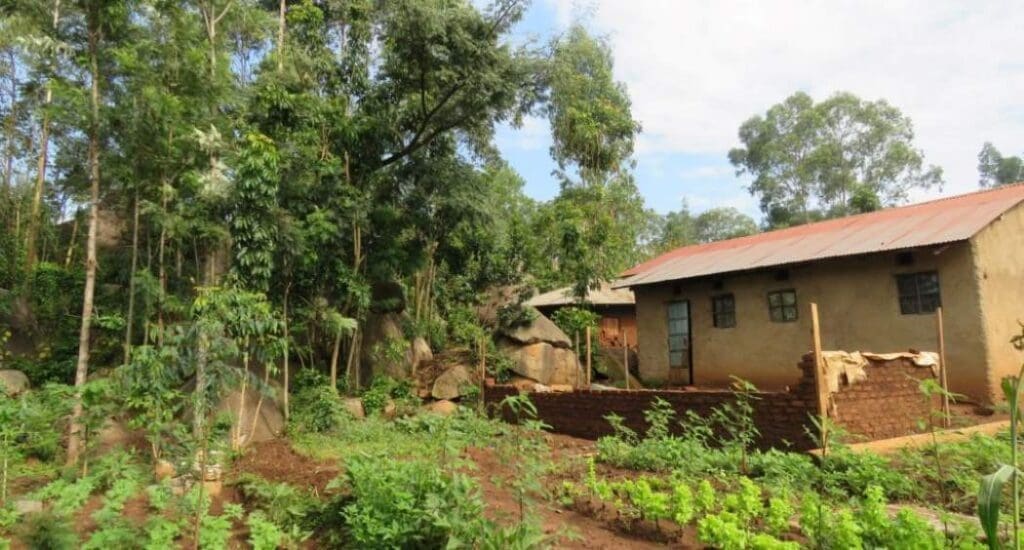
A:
585;326;592;388
936;306;951;428
574;331;579;389
478;338;486;414
623;334;630;390
810;303;828;453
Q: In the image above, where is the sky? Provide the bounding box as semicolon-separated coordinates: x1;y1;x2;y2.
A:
493;0;1024;220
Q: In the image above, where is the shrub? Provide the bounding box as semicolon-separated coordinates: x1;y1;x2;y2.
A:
360;376;416;416
290;369;346;433
339;455;487;547
21;510;77;550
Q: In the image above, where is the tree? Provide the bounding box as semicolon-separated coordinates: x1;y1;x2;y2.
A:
729;91;943;228
978;142;1024;188
542;25;643;299
694;207;758;243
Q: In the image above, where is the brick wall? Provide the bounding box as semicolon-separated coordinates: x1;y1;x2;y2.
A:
485;352;939;449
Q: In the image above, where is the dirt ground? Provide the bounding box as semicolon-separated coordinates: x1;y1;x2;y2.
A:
464;433;686;549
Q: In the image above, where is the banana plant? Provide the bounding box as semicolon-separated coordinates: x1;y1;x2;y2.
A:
979;337;1024;549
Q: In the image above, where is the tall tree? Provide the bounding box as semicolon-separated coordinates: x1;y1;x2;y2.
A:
694;207;758;243
729;91;943;228
542;25;643;299
978;142;1024;188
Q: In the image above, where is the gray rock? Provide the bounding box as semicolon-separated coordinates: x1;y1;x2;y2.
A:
409;336;433;372
14;499;42;515
343;397;365;419
499;308;571;348
499;341;582;385
0;370;29;396
431;365;473;400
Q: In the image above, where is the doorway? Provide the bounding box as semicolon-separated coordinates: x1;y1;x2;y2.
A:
667;300;692;385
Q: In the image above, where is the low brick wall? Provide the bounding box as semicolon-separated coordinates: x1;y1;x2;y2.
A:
485;352;939;450
821;356;937;441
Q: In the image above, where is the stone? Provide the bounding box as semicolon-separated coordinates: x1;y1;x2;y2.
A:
215;387;285;444
533;384;552;392
409;337;434;371
382;399;397;419
424;400;458;416
0;370;29;396
549;384;574;392
431;364;473;400
154;460;176;480
360;312;410;381
14;499;42;515
500;341;582;385
343;397;366;419
510;376;537;391
499;308;571;348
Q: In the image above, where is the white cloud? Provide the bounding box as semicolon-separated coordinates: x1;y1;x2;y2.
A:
544;0;1024;197
504;115;550;151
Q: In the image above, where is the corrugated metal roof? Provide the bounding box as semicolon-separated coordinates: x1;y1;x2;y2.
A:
527;281;635;307
617;183;1024;288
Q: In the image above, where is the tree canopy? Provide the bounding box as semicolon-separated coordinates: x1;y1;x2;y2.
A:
978;142;1024;188
729;91;943;228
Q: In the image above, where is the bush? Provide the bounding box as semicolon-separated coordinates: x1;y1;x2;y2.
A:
21;510;77;550
290;369;347;433
339;455;488;547
360;376;417;416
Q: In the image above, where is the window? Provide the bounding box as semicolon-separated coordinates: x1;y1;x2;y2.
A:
767;289;797;322
712;294;736;328
896;271;941;314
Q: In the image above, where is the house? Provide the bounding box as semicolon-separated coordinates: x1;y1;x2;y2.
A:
526;282;637;348
615;184;1024;403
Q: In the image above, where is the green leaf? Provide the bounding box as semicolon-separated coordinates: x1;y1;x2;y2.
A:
978;464;1016;548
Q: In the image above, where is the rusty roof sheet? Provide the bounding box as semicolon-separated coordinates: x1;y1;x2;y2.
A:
526;281;635;307
617;183;1024;288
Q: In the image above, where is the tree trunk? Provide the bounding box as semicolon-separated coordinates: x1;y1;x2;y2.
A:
24;0;61;271
330;327;342;390
63;212;79;267
281;281;290;421
277;0;286;73
123;192;140;364
3;50;17;204
66;7;101;467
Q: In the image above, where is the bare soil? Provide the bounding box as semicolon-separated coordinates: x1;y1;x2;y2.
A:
231;438;341;496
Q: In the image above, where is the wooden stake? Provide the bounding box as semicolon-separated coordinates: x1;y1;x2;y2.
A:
574;331;579;389
585;326;592;388
479;338;486;413
623;334;630;390
936;306;951;428
810;303;828;453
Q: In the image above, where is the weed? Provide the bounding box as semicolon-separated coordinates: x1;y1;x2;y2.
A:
21;510;77;550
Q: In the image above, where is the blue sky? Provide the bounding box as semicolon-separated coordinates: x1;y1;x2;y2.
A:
493;1;753;217
493;0;1024;220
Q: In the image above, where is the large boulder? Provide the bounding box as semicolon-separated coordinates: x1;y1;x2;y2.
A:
424;399;458;416
360;312;410;381
431;364;473;400
215;388;285;444
0;370;29;396
408;337;433;372
500;341;582;386
499;307;571;348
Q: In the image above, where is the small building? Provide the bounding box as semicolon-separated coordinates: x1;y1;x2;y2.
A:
615;184;1024;403
527;282;637;348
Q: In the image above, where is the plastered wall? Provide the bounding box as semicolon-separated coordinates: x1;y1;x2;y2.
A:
632;243;989;400
972;202;1024;400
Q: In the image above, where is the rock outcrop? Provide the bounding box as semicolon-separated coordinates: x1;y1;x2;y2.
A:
0;370;29;396
496;308;582;386
431;364;473;400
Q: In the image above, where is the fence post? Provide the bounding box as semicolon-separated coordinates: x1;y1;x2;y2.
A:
936;306;951;427
585;326;592;388
810;303;828;454
623;333;630;390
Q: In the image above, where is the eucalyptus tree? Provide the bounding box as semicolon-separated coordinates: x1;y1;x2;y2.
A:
978;142;1024;188
729;91;944;228
541;24;643;299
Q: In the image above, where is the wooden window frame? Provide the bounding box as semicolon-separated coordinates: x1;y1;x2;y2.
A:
767;289;798;323
712;293;736;328
896;271;941;315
